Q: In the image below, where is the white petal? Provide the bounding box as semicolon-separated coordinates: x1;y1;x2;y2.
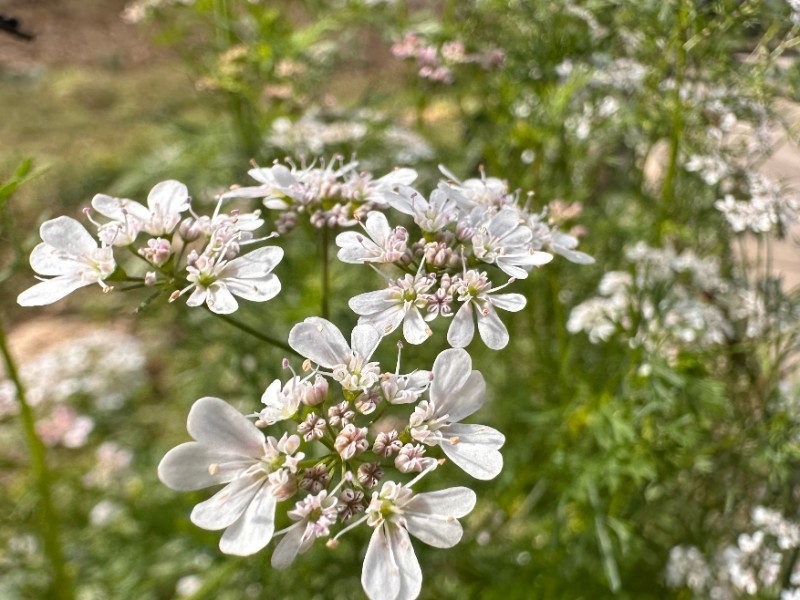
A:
17;275;90;306
406;487;477;519
430;347;472;408
147;180;190;215
493;259;530;280
225;273;281;303
491;293;527;312
390;525;422;600
186;397;265;457
269;164;297;187
223;246;284;278
402;308;431;345
28;243;79;276
362;525;401;600
39;216;97;255
184;285;205;307
351;323;382;360
91;194;149;222
439;423;505;480
477;306;509;350
218;484;277;556
361;524;421;600
364;211;392;246
271;523;305;569
190;475;263;530
404;513;463;549
442;371;485;423
349;290;394;315
556;246;595;264
157;441;254;491
335;232;380;263
446;302;475;348
359;305;406;337
205;283;239;314
378;168;417;187
288;317;350;368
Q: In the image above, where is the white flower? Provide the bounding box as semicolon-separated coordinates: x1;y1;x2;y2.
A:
471;207;552;279
380;370;431;405
361;481;476;600
335;211;408;264
258;377;303;425
90;193;149;246
17;216;116;306
92;180;190;241
288;318;382;392
408;348;504;480
271;490;338;570
141;180;192;235
438;166;515;210
180;246;283;314
158;397;303;556
384;185;458;233
349;273;436;344
446;270;526;350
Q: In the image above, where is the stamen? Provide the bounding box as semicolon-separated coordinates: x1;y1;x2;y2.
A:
395;340;403;375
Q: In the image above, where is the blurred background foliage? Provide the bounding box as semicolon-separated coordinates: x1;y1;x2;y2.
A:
3;0;800;598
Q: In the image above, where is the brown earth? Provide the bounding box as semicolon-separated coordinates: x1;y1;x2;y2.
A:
0;0;164;70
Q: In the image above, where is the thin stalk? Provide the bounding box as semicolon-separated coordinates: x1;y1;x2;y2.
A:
659;0;690;240
208;309;299;357
211;0;259;158
0;318;74;600
321;227;330;320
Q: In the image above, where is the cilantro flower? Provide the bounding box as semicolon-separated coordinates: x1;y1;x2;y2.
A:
179;246;284;314
158;397;303;556
409;347;504;480
17;216;116;306
288;317;382;392
361;481;476;600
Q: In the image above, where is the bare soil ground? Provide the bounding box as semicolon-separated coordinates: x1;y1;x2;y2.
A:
0;0;164;70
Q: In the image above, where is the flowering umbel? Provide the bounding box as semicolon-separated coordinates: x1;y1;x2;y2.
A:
17;180;284;313
158;318;497;599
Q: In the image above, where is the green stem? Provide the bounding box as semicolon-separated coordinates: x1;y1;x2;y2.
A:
211;0;259;158
659;0;689;241
321;227;330;320
208;309;299;357
0;318;74;600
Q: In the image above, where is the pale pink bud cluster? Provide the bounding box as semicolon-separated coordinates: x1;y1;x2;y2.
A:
391;32;505;84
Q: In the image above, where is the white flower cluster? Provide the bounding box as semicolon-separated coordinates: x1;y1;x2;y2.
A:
266;110;434;164
337;166;593;349
16;180;283;315
16;159;594;599
158;318;502;599
224;155;418;233
715;172;800;235
568;243;770;354
666;506;800;600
